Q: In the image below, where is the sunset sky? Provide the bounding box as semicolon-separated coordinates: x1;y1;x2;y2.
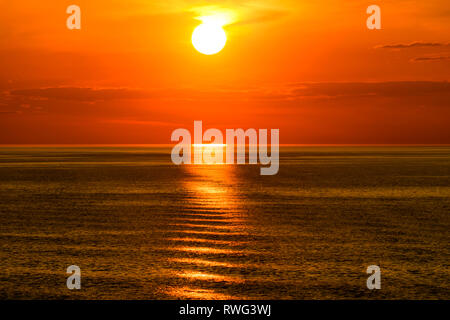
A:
0;0;449;144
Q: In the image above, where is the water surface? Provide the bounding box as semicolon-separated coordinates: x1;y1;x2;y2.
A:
0;146;449;299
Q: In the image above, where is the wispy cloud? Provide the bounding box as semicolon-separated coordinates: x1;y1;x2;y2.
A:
5;82;450;105
287;81;450;99
0;111;19;114
411;54;450;62
230;9;287;26
100;119;182;126
9;87;155;102
374;41;448;49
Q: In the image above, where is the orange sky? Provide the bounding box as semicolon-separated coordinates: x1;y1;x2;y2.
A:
0;0;449;144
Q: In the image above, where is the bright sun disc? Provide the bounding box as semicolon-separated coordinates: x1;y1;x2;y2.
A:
192;23;227;55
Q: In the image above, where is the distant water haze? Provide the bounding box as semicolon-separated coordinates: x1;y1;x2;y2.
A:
0;146;448;299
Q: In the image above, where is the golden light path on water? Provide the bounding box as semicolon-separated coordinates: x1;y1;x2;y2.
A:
163;164;249;299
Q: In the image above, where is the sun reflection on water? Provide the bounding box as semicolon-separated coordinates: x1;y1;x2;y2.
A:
177;271;245;284
166;286;237;300
164;165;249;299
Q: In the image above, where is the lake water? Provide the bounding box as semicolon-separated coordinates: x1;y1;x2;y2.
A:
0;146;448;299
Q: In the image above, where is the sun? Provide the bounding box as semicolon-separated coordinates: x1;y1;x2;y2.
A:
192;22;227;55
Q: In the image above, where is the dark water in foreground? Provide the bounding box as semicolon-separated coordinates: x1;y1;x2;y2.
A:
0;146;449;299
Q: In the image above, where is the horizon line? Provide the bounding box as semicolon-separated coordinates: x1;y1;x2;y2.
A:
1;143;450;147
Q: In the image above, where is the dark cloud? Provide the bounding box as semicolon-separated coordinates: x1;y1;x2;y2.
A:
5;82;450;106
411;55;450;62
0;111;18;114
2;82;450;144
374;42;447;49
9;87;155;102
289;81;450;99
